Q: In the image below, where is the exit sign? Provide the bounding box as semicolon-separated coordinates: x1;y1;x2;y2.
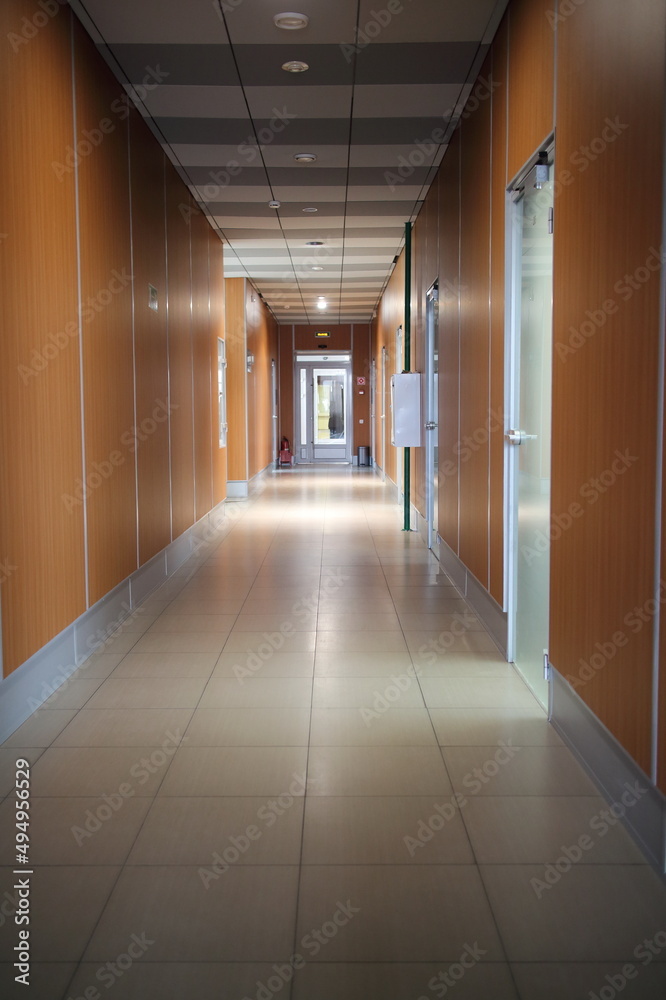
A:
315;331;330;337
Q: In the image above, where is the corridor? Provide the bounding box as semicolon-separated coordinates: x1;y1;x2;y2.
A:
1;468;665;1000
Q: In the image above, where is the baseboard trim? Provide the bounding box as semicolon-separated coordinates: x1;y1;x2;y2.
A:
435;536;508;657
0;499;229;744
550;667;666;875
227;480;249;499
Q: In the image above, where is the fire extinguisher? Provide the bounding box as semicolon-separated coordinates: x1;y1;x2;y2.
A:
279;436;293;466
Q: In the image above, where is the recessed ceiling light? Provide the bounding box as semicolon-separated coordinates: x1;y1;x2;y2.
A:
316;298;327;311
302;207;318;213
274;12;309;30
305;240;324;246
268;199;280;208
282;60;309;73
311;266;323;271
294;152;317;163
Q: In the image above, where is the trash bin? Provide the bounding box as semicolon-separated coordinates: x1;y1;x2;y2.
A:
357;446;370;467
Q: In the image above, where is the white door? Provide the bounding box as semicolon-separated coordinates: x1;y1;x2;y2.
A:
294;357;352;463
271;359;278;464
506;150;554;707
424;284;439;548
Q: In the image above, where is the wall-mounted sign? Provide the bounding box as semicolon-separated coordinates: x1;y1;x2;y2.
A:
315;331;330;337
357;376;366;386
148;284;158;311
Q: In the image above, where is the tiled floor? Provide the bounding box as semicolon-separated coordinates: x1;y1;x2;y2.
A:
1;467;665;999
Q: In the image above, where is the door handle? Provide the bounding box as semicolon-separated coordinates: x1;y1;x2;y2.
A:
425;421;437;430
505;429;537;445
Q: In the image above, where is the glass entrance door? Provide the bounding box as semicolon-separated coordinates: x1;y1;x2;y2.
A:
506;153;554;707
424;284;439;548
294;357;352;463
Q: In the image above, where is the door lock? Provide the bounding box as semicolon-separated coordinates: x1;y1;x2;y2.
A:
425;421;437;430
505;429;537;445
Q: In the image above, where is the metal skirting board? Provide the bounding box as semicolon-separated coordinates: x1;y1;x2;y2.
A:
0;498;230;745
550;668;666;875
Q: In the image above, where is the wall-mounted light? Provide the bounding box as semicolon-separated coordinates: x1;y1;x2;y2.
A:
247;352;255;372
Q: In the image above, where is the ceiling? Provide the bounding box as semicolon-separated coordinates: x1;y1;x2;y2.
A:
69;0;508;325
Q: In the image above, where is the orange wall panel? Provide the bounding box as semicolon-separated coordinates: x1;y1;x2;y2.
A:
191;203;213;519
294;325;352;352
507;0;555;180
74;22;137;605
209;231;227;506
246;284;277;478
165;163;195;538
352;325;372;451
225;278;248;482
129;111;171;566
0;1;86;673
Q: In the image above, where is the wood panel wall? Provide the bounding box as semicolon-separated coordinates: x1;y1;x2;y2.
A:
352;325;372;452
278;326;294;453
371;255;404;488
0;1;86;672
74;21;137;605
0;2;227;677
507;0;555;180
458;65;492;590
191;203;213;520
129;110;171;566
165;164;195;539
225;278;248;483
246;284;278;478
209;231;228;506
437;131;461;555
551;0;665;777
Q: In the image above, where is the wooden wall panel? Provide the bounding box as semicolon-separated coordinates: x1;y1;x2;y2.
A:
660;400;666;791
209;231;227;506
74;21;136;605
278;326;294;453
437;130;461;555
489;20;509;607
458;85;491;588
373;254;405;488
507;0;555;180
225;278;248;483
551;0;665;774
352;325;371;453
0;1;86;673
165;162;194;538
129;111;170;566
294;325;352;352
246;284;277;478
191;203;213;520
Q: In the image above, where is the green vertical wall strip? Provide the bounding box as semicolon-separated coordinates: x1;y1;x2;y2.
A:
403;221;412;531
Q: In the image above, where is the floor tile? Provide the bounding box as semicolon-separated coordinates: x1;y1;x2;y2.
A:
429;707;562;746
132;633;228;653
199;677;313;709
316;613;401;631
67;964;289;1000
419;676;540;709
0;866;119;961
113;652;218;678
511;962;666;1000
312;676;424;709
292;963;519;1000
315;631;408;653
84;866;299;962
0;748;44;797
53;709;193;747
407;631;500;658
223;631;316;653
232;614;318;632
159;746;308;796
213;651;315;679
1;711;77;748
295;866;504;961
309;708;436;746
0;964;76;1000
306;746;452;796
30;747;178;797
148;614;236;633
302;796;473;864
314;650;414;677
128;795;304;865
86;677;207;710
184;708;311;745
443;745;599;797
0;796;151;865
481;864;666;961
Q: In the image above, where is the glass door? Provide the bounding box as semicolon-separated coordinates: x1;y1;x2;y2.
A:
294;356;352;463
506;151;554;707
425;283;439;548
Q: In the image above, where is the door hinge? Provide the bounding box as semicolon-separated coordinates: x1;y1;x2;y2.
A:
548;207;554;235
543;650;550;680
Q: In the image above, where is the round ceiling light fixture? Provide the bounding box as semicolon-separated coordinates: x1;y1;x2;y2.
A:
316;297;328;311
311;266;323;271
293;152;317;163
274;12;309;30
282;60;309;73
302;206;318;213
305;240;324;246
268;199;281;208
